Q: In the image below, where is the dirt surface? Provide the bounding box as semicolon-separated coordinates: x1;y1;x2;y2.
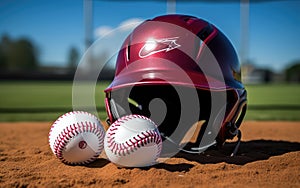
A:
0;121;300;187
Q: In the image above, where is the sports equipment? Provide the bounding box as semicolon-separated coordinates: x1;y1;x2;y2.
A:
49;111;105;165
104;14;247;156
104;114;162;167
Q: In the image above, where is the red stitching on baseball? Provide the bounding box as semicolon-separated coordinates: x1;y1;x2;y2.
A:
106;114;162;158
50;111;104;165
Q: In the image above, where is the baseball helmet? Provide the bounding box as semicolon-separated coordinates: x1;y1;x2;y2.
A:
104;14;247;156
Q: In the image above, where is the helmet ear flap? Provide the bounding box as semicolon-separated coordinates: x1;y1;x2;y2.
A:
232;92;247;130
110;98;128;120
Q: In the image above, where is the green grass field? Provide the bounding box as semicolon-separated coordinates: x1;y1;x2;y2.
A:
0;81;299;121
245;84;300;121
0;81;110;121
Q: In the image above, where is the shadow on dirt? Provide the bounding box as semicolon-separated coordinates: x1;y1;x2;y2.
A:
175;139;300;165
151;162;194;172
86;158;110;168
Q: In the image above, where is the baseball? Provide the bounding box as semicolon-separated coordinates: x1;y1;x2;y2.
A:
104;114;162;167
48;111;105;165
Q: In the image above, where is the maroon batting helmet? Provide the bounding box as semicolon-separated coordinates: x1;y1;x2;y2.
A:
104;14;247;156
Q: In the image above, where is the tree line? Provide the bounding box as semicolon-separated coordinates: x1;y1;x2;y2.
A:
0;34;80;72
0;35;39;71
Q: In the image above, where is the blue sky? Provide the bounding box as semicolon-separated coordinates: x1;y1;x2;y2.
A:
0;0;299;72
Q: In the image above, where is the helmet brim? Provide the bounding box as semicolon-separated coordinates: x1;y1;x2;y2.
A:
104;65;230;93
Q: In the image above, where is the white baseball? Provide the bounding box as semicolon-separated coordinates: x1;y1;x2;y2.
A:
49;111;105;165
104;114;162;167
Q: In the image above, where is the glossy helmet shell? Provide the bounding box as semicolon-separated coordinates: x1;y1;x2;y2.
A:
105;14;247;147
106;14;243;91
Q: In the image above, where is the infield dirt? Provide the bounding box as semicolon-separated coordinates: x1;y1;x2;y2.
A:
0;121;299;187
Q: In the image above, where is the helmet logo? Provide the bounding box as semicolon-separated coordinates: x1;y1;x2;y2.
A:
139;37;181;58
